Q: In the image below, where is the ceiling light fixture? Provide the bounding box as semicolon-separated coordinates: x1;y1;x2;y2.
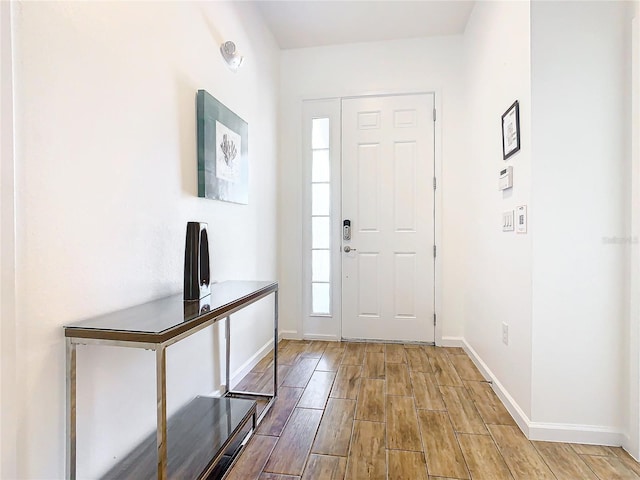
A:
220;41;244;72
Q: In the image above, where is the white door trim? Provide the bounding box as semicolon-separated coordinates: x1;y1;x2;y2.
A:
1;1;18;475
297;89;443;345
433;92;444;346
627;13;640;461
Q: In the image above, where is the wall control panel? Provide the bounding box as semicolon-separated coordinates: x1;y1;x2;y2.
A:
499;166;513;191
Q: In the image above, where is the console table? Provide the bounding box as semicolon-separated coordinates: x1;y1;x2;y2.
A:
63;280;278;480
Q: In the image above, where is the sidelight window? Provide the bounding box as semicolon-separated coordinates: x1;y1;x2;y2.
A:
310;118;331;315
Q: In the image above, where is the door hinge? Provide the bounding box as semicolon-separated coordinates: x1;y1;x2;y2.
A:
433;313;437;326
433;245;436;258
433;177;437;190
433;108;436;122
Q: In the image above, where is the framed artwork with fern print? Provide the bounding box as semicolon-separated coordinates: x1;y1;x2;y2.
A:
197;89;248;204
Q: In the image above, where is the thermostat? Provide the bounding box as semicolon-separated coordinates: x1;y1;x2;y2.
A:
499;166;513;191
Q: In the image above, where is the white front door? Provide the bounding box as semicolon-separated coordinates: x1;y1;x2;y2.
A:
341;94;435;342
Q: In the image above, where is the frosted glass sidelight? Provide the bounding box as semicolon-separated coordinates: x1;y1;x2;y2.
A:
309;115;332;318
312;283;331;314
312;250;331;282
312;118;330;149
312;150;331;183
312;184;330;216
312;217;330;249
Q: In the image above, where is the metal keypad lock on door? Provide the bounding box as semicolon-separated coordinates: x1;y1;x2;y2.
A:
343;219;351;241
343;219;356;252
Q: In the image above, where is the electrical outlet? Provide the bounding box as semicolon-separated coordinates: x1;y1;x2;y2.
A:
502;323;509;345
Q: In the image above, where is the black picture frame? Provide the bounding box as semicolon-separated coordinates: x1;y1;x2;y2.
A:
501;100;521;160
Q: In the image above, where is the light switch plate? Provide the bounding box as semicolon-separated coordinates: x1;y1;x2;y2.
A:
502;210;514;232
516;205;527;233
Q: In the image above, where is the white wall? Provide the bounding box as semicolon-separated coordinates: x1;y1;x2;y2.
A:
0;1;18;478
460;0;634;446
278;36;467;341
9;1;279;477
462;0;533;420
530;1;630;443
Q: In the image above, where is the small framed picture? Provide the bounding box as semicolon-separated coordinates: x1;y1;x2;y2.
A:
501;100;521;160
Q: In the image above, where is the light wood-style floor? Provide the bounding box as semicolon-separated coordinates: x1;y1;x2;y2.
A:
225;340;640;480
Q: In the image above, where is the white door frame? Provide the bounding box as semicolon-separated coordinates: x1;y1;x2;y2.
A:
1;1;18;475
628;12;640;462
299;89;444;345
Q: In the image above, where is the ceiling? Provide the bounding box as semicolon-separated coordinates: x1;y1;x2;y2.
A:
254;1;475;50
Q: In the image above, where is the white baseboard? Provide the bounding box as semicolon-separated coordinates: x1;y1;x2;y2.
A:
279;330;299;340
303;333;340;341
528;422;624;446
208;386;225;398
462;339;531;435
223;338;275;391
621;433;640;462
461;338;624;446
440;336;465;347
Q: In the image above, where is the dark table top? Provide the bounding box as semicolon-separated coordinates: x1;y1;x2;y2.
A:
63;280;277;343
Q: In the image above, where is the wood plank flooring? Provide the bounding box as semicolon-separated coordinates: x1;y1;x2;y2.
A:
225;340;640;480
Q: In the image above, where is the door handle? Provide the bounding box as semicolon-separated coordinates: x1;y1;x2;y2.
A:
343;246;357;253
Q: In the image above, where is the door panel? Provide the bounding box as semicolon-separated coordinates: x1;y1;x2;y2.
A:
341;94;435;342
356;143;380;231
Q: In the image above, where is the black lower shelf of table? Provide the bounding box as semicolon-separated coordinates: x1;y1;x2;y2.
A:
102;395;256;480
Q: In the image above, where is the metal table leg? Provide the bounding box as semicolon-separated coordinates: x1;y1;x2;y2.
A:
273;291;278;397
226;290;279;425
156;346;167;480
225;315;231;394
66;339;77;480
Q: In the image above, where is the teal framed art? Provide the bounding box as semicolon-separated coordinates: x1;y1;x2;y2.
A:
197;89;249;204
